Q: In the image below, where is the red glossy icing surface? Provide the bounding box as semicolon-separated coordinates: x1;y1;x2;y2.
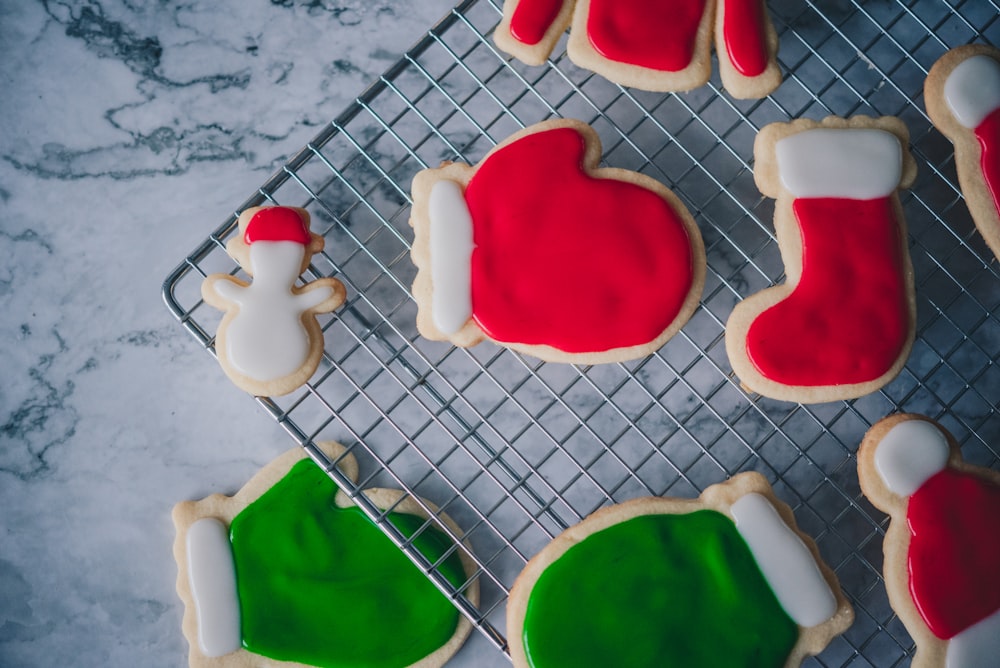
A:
906;468;1000;639
746;197;908;386
510;0;564;46
722;0;769;77
463;127;695;353
244;207;310;245
586;0;708;72
975;107;1000;218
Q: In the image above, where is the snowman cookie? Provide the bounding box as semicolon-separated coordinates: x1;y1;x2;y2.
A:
858;414;1000;668
725;116;918;403
172;441;479;668
202;206;347;396
507;472;853;667
925;44;1000;261
494;0;781;98
409;119;705;364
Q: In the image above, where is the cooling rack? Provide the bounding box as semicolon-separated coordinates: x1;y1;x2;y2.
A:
163;0;1000;665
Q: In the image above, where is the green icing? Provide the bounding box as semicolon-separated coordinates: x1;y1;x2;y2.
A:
522;510;799;668
228;459;467;668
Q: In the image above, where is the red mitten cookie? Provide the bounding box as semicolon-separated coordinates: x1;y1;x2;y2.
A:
202;206;347;396
858;414;1000;668
494;0;781;98
725;116;917;403
410;119;705;364
925;44;1000;261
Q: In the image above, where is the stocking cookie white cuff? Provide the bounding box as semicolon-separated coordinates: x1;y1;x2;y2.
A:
775;128;903;199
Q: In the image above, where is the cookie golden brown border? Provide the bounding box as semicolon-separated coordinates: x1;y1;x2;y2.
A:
409;118;705;364
172;441;479;668
507;472;853;668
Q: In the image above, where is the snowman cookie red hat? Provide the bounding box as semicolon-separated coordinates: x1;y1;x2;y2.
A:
925;44;1000;262
409;118;705;364
507;472;854;668
725;116;918;403
202;206;347;397
172;440;479;668
857;414;1000;668
494;0;781;98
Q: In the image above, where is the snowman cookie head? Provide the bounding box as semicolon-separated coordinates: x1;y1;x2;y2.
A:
226;206;325;277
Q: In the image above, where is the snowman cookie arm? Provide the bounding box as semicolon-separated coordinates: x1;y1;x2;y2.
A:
293;277;347;314
202;275;248;310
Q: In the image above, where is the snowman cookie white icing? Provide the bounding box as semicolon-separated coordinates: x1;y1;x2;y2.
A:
858;413;1000;668
202;206;346;396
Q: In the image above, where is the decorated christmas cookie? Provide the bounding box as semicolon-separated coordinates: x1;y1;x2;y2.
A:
172;441;478;668
858;414;1000;668
507;472;854;668
409;119;705;364
202;206;347;396
725;116;918;403
925;44;1000;261
494;0;781;98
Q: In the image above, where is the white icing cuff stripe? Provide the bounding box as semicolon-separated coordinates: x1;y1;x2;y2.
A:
873;420;949;497
731;493;838;628
186;518;242;657
428;179;475;335
775;128;903;199
946;607;1000;668
944;54;1000;129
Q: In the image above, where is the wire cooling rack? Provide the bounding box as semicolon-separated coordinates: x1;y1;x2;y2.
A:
163;1;1000;665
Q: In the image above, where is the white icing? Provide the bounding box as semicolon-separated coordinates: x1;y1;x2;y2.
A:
428;179;474;335
873;419;949;496
186;518;241;657
211;241;333;382
731;493;838;628
943;54;1000;129
946;607;1000;668
775;128;903;199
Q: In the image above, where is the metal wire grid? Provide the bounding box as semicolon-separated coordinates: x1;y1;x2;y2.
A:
162;0;1000;665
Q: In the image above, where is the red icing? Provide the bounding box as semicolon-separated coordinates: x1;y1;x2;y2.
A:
722;0;769;77
463;127;695;353
974;107;1000;218
745;197;909;386
244;207;310;245
906;468;1000;639
586;0;708;72
510;0;564;46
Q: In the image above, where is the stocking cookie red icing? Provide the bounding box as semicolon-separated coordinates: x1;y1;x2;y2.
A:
409;119;705;364
494;0;781;98
202;206;347;396
926;44;1000;262
858;414;1000;668
725;116;917;403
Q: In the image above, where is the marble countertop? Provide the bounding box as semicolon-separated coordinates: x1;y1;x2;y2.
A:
0;1;505;665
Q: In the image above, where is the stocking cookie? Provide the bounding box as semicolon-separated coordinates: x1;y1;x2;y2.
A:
202;206;347;396
925;44;1000;261
507;472;853;667
494;0;781;98
172;441;479;668
725;116;918;403
409;119;705;364
857;414;1000;668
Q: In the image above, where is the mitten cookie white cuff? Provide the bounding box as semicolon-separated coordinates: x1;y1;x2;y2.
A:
428;179;474;335
186;518;242;657
775;128;903;199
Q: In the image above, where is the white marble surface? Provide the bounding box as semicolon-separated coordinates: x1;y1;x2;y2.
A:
0;1;505;665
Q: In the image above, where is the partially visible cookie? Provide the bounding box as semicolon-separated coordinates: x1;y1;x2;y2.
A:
857;414;1000;668
925;44;1000;261
202;206;347;397
172;441;479;667
507;472;853;667
494;0;781;98
409;118;705;364
725;116;918;403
